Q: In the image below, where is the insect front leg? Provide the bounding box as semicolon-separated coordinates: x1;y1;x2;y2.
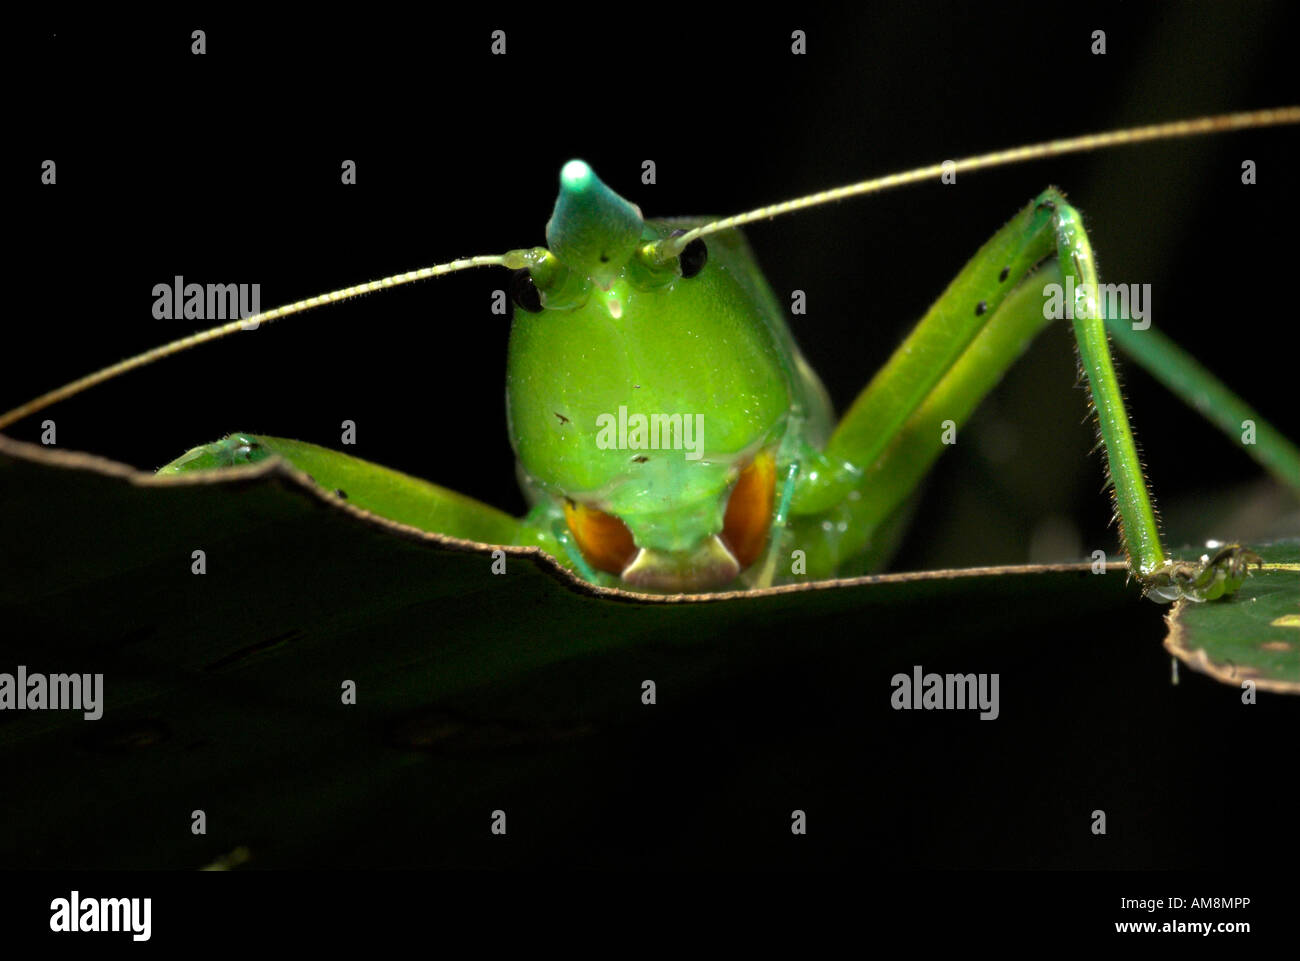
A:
1047;194;1258;601
157;433;525;546
786;256;1060;580
787;189;1255;601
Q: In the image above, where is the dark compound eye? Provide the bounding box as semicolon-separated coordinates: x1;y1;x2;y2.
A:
509;269;544;313
669;228;708;279
679;238;708;278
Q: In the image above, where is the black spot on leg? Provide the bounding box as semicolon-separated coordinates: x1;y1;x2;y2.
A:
334;488;348;500
975;300;988;316
632;455;649;464
1036;199;1057;213
554;412;570;425
998;266;1010;283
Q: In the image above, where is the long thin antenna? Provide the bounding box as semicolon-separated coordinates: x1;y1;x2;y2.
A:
6;107;1296;430
0;255;507;430
658;107;1300;258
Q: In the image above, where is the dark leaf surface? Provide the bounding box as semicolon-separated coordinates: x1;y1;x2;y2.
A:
3;437;1296;868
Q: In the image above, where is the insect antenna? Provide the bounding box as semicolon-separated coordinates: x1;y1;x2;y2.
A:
651;107;1300;261
0;254;513;430
7;108;1296;431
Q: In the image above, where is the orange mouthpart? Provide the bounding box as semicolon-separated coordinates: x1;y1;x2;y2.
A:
563;450;777;578
563;499;638;575
721;451;776;569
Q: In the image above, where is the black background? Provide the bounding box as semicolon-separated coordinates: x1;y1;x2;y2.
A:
6;0;1299;893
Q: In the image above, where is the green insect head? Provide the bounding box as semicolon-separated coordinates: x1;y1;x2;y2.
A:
504;160;797;590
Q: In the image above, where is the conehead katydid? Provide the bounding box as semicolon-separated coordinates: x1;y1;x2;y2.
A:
4;110;1298;598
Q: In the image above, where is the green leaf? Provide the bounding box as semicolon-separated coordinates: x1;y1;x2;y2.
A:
1164;540;1300;693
